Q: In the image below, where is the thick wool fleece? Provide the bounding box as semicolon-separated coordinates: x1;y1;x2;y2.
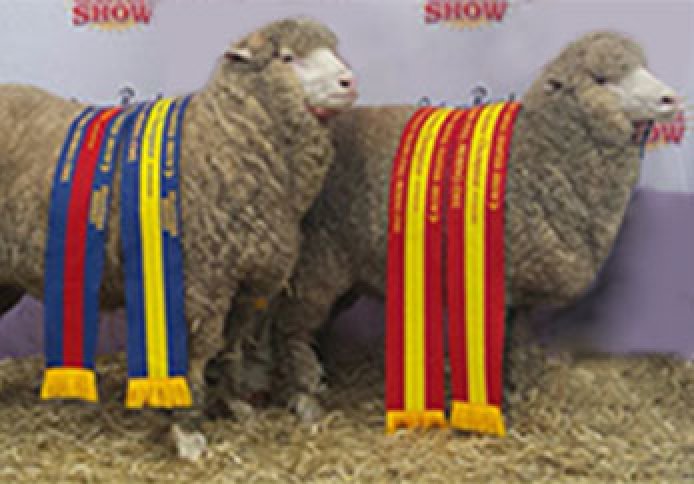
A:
252;32;656;411
0;18;338;405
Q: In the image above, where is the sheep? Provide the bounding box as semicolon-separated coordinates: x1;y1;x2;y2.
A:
0;17;356;456
219;31;679;422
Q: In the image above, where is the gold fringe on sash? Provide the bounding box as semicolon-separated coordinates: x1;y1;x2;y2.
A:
450;401;506;437
386;410;447;434
40;368;99;403
125;376;193;409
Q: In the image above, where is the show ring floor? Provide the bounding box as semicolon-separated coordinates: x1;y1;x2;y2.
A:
0;321;691;482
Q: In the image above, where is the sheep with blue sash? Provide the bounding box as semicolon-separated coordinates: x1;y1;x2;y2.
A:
0;17;357;458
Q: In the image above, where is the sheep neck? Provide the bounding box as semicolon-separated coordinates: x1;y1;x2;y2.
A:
188;71;334;220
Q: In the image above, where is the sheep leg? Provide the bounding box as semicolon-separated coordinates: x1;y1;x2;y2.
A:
273;242;352;422
0;285;25;317
209;286;275;419
169;278;233;461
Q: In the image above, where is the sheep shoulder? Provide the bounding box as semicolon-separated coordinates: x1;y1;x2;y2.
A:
506;105;641;306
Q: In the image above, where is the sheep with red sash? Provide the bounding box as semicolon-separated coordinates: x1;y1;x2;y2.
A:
216;31;680;433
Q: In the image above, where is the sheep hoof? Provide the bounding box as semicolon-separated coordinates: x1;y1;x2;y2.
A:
171;423;207;462
225;397;256;421
289;393;324;423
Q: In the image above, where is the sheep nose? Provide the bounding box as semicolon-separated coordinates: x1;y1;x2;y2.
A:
660;93;680;108
651;87;680;119
658;90;681;112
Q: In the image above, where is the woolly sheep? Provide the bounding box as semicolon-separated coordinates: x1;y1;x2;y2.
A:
0;17;356;454
220;31;679;421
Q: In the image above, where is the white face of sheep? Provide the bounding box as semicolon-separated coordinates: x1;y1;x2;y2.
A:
610;68;678;120
606;67;679;138
280;46;358;120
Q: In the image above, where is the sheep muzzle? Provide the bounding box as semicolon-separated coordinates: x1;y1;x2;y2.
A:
611;67;681;124
290;47;358;117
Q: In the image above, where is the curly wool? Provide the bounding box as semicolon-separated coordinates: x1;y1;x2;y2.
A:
252;32;656;412
0;17;338;405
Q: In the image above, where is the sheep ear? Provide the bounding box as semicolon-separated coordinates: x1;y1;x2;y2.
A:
225;32;273;65
225;47;252;63
225;47;253;63
544;78;564;92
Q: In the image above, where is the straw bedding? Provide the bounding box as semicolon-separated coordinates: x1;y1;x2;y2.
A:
0;321;691;483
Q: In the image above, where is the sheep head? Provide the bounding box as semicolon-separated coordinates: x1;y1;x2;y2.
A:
224;17;357;120
524;31;679;146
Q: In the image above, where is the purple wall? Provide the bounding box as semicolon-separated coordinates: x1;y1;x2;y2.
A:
2;189;692;360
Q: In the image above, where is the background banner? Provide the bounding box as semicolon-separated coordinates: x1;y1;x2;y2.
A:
0;0;692;358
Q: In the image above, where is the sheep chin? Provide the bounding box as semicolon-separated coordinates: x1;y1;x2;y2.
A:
307;104;340;121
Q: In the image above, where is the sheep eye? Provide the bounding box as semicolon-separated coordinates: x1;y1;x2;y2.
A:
281;53;294;63
545;79;563;92
594;74;607;85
